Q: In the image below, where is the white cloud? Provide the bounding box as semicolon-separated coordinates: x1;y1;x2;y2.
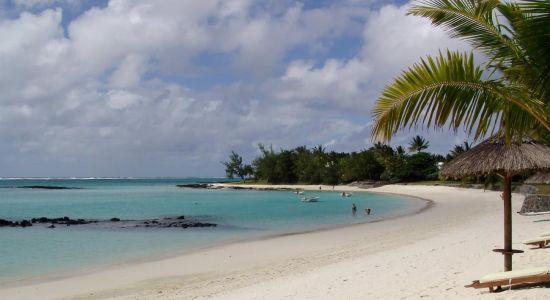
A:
262;2;470;114
274;58;372;110
106;90;140;110
109;54;146;88
0;9;72;102
0;0;475;176
361;3;469;82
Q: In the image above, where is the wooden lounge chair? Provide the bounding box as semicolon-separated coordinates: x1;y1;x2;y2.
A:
465;267;550;292
523;236;550;248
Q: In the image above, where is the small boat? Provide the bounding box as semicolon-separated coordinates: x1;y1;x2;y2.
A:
341;192;352;197
301;196;319;202
294;191;304;195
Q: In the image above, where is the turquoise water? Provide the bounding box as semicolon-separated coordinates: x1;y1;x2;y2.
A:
0;178;423;282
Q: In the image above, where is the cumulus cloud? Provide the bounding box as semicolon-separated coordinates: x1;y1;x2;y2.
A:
361;3;469;81
0;0;473;177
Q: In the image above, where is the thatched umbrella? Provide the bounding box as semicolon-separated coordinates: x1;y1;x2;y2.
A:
441;136;550;271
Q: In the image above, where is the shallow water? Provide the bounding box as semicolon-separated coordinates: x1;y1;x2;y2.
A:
0;178;423;282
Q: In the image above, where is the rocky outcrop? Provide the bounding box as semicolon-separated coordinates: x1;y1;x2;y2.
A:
519;195;550;214
31;216;96;225
525;172;550;184
177;183;214;189
18;186;80;190
0;219;33;227
137;217;217;229
514;184;538;195
1;216;217;229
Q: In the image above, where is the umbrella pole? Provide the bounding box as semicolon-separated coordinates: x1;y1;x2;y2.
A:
503;175;512;271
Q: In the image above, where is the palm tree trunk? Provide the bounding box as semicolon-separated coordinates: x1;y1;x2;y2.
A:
503;175;512;271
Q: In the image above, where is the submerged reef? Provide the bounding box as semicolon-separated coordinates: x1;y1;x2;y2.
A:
0;216;217;229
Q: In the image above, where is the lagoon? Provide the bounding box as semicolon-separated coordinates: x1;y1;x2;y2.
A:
0;178;422;283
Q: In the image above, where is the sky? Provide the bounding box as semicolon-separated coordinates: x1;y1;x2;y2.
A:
0;0;475;177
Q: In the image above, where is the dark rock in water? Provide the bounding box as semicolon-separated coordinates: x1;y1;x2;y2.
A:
20;220;32;227
2;215;216;230
30;216;96;226
18;186;81;190
227;186;246;190
0;218;34;227
0;219;15;227
65;218;89;225
192;222;217;228
31;217;49;223
133;217;217;229
176;183;212;189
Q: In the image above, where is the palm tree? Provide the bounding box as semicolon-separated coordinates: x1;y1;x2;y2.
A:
449;141;472;157
372;0;550;143
370;1;550;273
408;135;430;153
396;145;406;156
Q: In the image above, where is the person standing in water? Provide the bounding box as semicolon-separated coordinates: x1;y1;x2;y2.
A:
352;203;357;216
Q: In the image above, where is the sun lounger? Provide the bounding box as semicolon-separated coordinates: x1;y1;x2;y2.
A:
523;236;550;248
541;232;550;237
465;267;550;292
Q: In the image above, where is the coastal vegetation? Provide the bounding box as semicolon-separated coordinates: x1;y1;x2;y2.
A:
224;137;460;185
408;135;430;153
222;151;253;182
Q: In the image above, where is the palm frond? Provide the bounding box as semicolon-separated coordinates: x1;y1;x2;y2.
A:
408;0;523;68
513;0;550;101
371;50;549;141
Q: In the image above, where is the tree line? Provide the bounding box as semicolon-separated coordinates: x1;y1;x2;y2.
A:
223;135;472;184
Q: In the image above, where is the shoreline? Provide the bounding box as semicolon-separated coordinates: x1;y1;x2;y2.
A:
203;182;384;192
1;185;549;299
0;185;430;288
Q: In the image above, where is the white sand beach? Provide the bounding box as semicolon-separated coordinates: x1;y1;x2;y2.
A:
1;185;549;299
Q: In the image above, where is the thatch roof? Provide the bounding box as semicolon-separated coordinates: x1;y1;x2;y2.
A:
440;137;550;178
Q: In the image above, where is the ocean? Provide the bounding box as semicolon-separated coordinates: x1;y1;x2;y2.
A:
0;178;423;283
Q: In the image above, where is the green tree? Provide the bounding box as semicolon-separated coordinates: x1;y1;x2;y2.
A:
323;151;345;185
222;151;248;182
340;150;384;182
446;141;472;160
253;144;278;183
307;145;327;184
294;146;314;182
372;0;550;143
275;149;297;183
405;152;439;181
396;145;406;156
243;165;254;180
408;135;430;153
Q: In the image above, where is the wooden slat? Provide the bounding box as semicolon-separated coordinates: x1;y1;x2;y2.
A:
465;274;550;292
